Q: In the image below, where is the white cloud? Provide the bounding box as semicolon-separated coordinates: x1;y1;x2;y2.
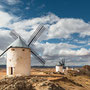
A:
8;13;59;40
9;13;59;30
34;42;78;55
4;0;21;5
0;12;90;66
25;7;30;10
7;13;90;41
88;43;90;45
48;18;90;39
0;5;3;9
32;42;90;66
0;11;17;27
34;42;90;56
59;48;90;56
73;40;87;44
0;10;18;49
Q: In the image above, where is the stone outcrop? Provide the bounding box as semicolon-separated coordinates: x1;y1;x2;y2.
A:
0;76;64;90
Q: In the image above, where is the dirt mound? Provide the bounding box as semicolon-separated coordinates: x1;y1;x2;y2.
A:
83;65;90;71
66;65;90;76
36;81;65;90
0;68;90;90
0;76;35;90
67;70;80;76
79;65;90;76
0;76;64;90
35;80;64;90
2;81;33;90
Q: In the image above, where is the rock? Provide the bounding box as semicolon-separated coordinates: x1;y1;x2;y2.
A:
0;76;35;90
35;80;64;90
0;76;65;90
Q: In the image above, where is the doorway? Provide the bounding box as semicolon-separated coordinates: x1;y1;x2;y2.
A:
11;67;13;75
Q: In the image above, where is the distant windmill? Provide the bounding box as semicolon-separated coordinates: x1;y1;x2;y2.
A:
0;25;46;76
59;58;65;68
56;58;66;72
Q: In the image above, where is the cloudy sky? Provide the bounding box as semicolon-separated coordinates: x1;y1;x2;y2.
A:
0;0;90;66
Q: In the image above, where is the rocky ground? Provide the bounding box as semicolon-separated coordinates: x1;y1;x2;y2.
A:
0;66;90;90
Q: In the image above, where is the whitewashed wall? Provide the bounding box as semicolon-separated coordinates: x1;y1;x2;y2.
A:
56;66;63;72
7;48;31;76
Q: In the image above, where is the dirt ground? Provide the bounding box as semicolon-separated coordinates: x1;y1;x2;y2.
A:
0;68;90;90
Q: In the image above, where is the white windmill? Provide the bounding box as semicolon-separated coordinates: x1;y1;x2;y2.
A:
0;25;46;76
56;58;65;73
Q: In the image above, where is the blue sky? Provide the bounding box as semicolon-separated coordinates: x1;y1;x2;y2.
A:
1;0;90;21
0;0;90;66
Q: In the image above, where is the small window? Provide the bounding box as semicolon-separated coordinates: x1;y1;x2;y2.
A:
11;48;15;51
22;49;25;51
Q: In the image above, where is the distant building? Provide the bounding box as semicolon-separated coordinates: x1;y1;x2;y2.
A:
56;63;64;73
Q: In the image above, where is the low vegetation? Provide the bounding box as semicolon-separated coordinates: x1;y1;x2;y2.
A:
0;65;90;90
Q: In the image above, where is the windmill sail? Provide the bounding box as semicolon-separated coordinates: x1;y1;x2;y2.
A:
10;30;26;43
59;61;62;65
58;58;65;67
9;25;46;65
10;30;19;39
28;25;46;46
62;59;65;65
0;46;12;57
30;46;45;65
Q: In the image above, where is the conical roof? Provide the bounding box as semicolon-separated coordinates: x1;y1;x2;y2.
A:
56;62;60;66
8;36;29;48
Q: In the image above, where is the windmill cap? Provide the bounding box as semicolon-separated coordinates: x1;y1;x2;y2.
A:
8;36;29;49
56;63;60;66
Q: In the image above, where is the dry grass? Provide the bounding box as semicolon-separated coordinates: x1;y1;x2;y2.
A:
0;68;90;90
0;69;6;79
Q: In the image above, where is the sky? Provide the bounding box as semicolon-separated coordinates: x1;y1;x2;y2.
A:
0;0;90;66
